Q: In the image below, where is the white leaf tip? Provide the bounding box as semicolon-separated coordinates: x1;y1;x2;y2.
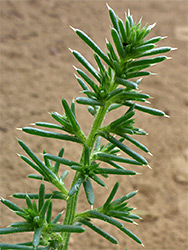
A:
16;128;22;131
145;100;151;104
73;65;78;70
151;22;156;28
69;26;76;32
164;114;170;118
106;3;111;10
0;196;4;201
148;152;153;157
68;48;73;53
133;221;138;225
147;165;152;169
136;172;143;175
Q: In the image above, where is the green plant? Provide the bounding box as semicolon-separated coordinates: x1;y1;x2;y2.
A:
0;5;173;250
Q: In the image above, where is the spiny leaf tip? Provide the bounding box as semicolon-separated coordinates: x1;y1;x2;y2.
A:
148;152;153;157
106;3;111;10
70;26;77;32
69;48;74;53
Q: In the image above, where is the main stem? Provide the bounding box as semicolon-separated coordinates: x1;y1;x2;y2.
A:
61;102;110;250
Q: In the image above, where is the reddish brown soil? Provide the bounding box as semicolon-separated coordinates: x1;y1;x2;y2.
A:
0;1;188;250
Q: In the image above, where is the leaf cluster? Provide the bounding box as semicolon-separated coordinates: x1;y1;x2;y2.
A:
0;183;84;249
74;182;142;245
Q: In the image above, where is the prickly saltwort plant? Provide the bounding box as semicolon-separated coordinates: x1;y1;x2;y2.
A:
0;5;174;250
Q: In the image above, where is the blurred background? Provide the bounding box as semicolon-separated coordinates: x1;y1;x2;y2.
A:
0;1;187;249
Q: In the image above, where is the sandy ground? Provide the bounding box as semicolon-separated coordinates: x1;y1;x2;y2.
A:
0;1;188;249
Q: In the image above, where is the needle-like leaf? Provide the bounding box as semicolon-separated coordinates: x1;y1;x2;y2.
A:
103;182;119;209
72;28;112;67
21;127;82;143
78;218;118;244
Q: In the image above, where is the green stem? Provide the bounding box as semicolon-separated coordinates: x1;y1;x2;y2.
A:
61;102;111;250
61;172;80;250
87;104;110;149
